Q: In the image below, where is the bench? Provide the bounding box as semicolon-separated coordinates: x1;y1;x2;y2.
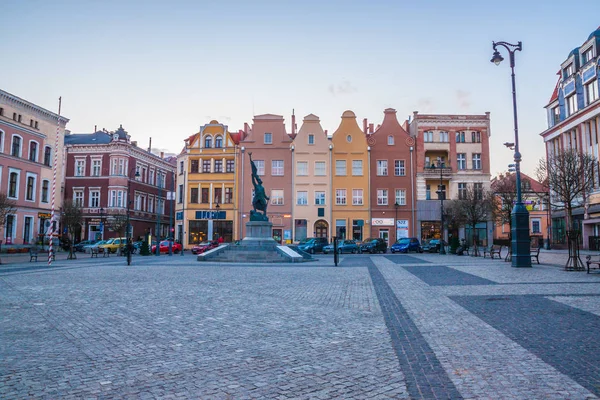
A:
585;255;600;274
103;248;110;257
90;247;99;258
29;248;38;262
530;247;541;264
483;245;502;259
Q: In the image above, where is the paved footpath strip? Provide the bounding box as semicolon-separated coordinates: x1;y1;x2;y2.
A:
0;253;599;399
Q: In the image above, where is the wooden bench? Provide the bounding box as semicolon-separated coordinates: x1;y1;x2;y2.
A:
29;248;38;262
585;255;600;274
483;245;502;259
90;247;99;258
530;247;541;264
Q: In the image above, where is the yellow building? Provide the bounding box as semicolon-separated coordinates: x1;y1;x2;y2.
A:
175;120;241;248
330;111;370;241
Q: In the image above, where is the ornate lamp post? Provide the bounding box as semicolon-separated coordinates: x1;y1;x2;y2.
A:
126;168;140;266
430;157;446;255
215;203;220;240
99;207;105;241
491;41;531;267
394;202;399;242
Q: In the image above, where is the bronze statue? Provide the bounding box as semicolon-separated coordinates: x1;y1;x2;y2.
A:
248;152;270;221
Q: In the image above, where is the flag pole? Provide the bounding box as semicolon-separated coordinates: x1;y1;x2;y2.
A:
48;97;62;265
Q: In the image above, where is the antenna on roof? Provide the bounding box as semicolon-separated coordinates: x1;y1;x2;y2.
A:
148;137;152;152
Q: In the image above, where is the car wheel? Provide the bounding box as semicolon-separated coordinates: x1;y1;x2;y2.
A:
338;248;343;254
309;248;314;254
351;248;357;254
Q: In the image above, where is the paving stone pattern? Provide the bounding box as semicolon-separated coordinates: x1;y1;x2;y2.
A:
403;265;497;286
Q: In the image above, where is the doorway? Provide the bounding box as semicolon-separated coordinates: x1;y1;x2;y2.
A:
272;228;283;244
314;220;329;238
379;229;389;245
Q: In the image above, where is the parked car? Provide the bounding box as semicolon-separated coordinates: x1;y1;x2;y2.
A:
152;240;183;254
360;238;388;254
391;237;423;253
420;239;441;253
322;240;360;254
99;237;127;254
192;240;219;255
83;240;108;253
297;237;328;254
74;240;97;253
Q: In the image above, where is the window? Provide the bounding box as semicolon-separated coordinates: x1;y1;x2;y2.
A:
394;160;405;176
532;219;541;234
5;215;14;240
202;160;211;173
457;153;466;170
474;182;483;200
426;185;431;200
335;189;347;205
41;180;49;203
214;187;222;203
395;189;406;206
315;191;325;205
91;159;101;176
352;189;363;205
271;160;284;176
179;160;184;174
148;196;154;213
254;160;265;176
224;187;233;203
297;191;308;205
34;121;38;129
352;160;363;176
377;189;388;205
135;166;141;181
149;169;154;185
585;80;599;106
566;94;578;116
201;188;209;203
551;106;560;126
75;159;85;176
564;63;574;77
29;141;38;162
12;112;16;121
308;134;315;145
472;153;482;170
214;160;223;173
26;175;35;201
388;135;394;145
335;160;346;176
471;131;481;143
270;189;284;205
44;146;51;166
0;130;3;153
296;161;308;176
439;131;448;142
73;190;84;207
90;190;100;208
11;136;21;157
456;131;465;143
582;47;594;64
346;135;352;143
264;132;272;144
191;160;199;173
424;131;434;142
314;161;326;176
190;188;199;203
178;184;184;203
134;194;141;210
215;135;223;148
226;159;235;173
458;183;467;200
377;160;388;176
8;171;19;198
204;135;212;148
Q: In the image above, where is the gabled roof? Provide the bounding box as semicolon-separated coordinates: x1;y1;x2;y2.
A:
547;72;561;105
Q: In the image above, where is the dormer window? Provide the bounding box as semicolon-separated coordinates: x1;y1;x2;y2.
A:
563;63;574;78
204;135;212;148
582;47;594;65
387;135;394;145
264;132;272;144
214;135;223;148
308;134;314;145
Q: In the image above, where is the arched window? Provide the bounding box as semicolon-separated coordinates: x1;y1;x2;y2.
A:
387;135;394;145
29;141;38;162
11;135;21;157
44;146;52;166
215;135;223;148
204;135;212;148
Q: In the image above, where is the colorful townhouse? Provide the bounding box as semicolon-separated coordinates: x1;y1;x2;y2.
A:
239;114;293;243
367;108;416;244
176;120;241;248
330;110;370;241
0;89;69;247
540;26;600;248
291;114;332;241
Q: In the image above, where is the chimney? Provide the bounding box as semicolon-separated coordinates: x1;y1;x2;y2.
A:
94;125;97;132
132;141;137;147
160;151;164;159
148;137;152;152
291;109;296;135
324;129;328;136
244;122;249;135
363;118;368;135
368;123;374;134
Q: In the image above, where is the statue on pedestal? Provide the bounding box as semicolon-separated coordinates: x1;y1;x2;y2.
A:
248;152;270;222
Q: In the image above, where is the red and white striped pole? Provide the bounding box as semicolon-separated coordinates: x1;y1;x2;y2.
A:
48;97;62;265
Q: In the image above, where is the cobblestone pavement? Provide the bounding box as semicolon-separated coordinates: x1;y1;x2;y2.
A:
1;252;599;399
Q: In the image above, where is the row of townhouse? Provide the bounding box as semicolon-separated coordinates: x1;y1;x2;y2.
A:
541;26;600;249
175;109;492;249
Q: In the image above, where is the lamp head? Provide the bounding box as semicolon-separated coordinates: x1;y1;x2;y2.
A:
134;171;140;178
491;50;504;66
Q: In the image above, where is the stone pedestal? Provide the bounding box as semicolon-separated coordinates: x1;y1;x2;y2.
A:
241;221;277;247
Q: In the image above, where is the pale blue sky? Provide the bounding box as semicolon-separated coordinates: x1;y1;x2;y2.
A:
2;0;599;176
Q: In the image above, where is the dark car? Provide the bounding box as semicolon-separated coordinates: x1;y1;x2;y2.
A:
391;237;423;253
421;239;441;253
322;240;360;254
74;240;97;252
297;237;328;254
192;240;219;255
360;238;388;254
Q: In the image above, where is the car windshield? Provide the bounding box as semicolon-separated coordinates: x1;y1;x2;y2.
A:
398;239;411;244
198;241;212;246
298;238;314;244
160;241;171;246
104;239;115;244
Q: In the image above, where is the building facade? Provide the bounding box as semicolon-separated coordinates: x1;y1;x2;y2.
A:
409;112;492;245
330;110;370;241
64;126;176;243
541;27;600;249
368;108;416;244
291;114;332;241
0;89;69;246
176;120;240;248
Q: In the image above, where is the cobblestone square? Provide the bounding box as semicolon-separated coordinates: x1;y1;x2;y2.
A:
1;252;599;399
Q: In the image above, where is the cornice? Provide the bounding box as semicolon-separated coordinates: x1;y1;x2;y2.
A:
0;119;49;140
0;90;69;125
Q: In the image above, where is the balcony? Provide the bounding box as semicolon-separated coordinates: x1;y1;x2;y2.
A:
422;167;452;175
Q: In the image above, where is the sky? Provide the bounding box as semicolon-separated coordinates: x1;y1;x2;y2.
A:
2;0;599;177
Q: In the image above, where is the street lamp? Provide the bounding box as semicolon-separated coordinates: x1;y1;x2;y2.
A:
394;202;399;242
491;40;531;267
100;207;105;241
126;168;140;265
430;157;446;255
215;203;220;241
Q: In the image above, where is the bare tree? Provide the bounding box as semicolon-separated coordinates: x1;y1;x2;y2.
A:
491;173;518;239
0;194;17;265
536;149;596;229
108;213;128;238
454;185;498;256
61;199;83;260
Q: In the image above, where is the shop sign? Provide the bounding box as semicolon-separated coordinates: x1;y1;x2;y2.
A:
371;218;394;226
38;212;51;219
176;211;184;220
195;210;226;220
